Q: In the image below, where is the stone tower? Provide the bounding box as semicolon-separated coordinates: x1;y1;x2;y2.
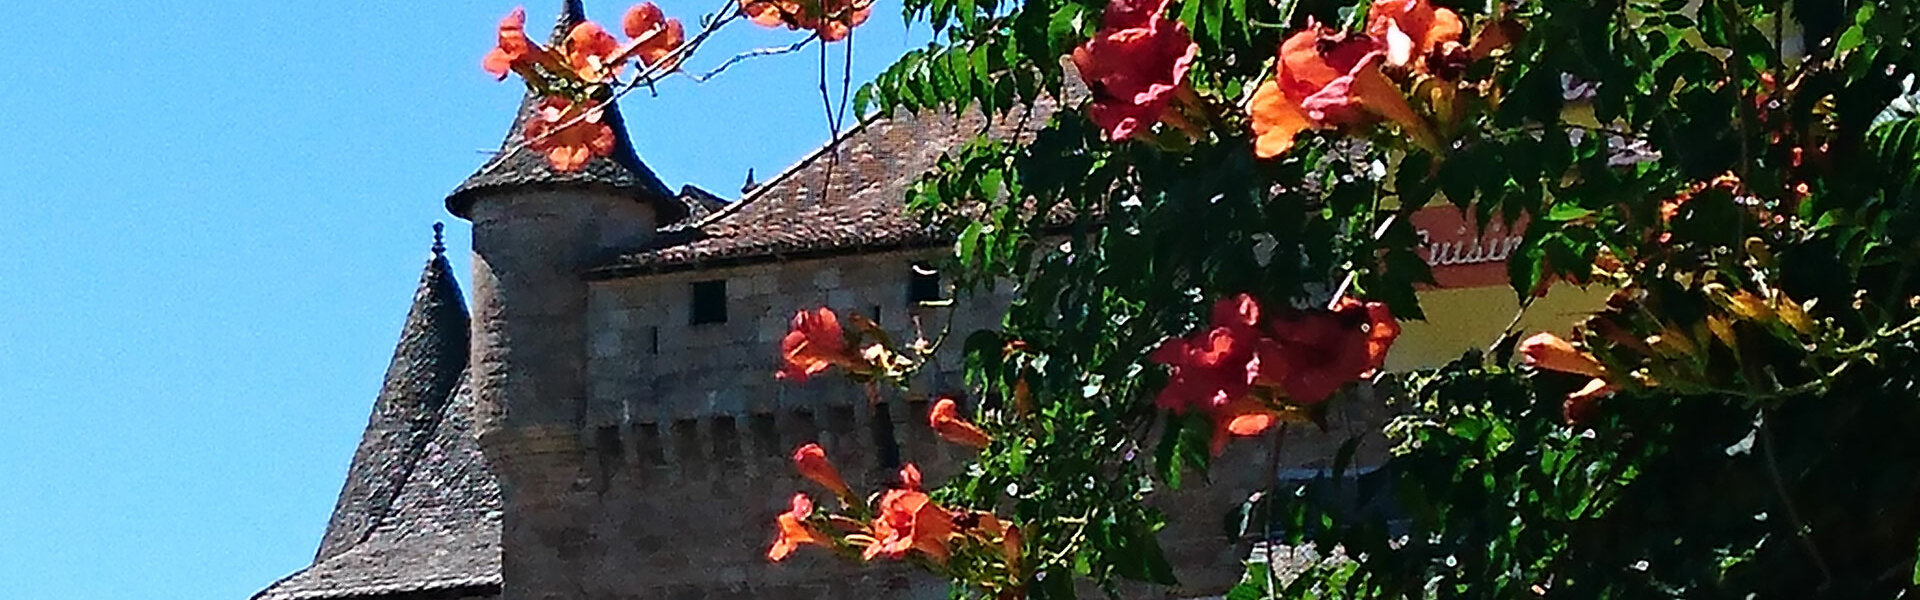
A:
444;2;692;598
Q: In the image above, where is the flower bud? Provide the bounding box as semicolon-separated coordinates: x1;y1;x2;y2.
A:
792;443;853;500
1518;333;1607;377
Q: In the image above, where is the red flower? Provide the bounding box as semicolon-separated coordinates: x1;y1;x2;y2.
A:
1151;295;1285;452
1364;0;1465;70
1518;333;1607;378
564;21;623;81
740;0;872;42
865;464;953;562
523;97;615;172
1069;0;1198;141
1251;26;1436;158
622;2;686;70
929;397;991;449
1150;325;1256;413
482;8;549;80
1153;294;1399;453
768;493;832;561
791;443;853;500
1266;297;1399;404
776;308;860;382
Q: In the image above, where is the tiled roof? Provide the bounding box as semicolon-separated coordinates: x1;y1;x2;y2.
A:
586;101;1057;278
445;0;680;223
314;230;471;562
255;377;503;600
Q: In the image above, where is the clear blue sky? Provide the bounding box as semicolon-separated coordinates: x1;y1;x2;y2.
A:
0;1;927;598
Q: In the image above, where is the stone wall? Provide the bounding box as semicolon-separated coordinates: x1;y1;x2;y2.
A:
585;248;996;423
472;247;1397;599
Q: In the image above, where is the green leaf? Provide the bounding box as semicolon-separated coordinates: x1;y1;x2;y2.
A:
1835;3;1874;55
1155;411;1212;489
1912;535;1920;585
1698;0;1730;47
1226;563;1271;600
1112;520;1179;584
1868;117;1920;194
1543;203;1596;222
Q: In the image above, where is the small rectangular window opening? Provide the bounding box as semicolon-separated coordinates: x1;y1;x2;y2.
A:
690;280;728;325
908;263;944;304
646;326;660;354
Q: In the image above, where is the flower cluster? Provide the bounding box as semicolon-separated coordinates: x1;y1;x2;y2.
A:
1151;294;1400;453
769;445;1023;596
1065;0;1513;155
1521;271;1824;425
481;4;687;171
741;0;874;42
524;97;616;172
1069;0;1199;141
774;307;920;383
1247;0;1512;157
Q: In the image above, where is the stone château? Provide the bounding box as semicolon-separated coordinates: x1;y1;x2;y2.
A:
251;2;1605;598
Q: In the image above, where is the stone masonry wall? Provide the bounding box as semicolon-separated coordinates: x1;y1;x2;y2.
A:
496;249;1397;599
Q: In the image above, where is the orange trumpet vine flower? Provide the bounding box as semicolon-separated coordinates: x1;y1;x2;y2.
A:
563;21;623;81
1265;297;1401;405
776;308;860;382
1068;0;1198;141
1365;0;1465;71
523;97;615;172
928;397;991;448
1251;26;1439;158
865;464;953;562
791;443;853;501
767;493;833;561
1518;333;1608;378
482;8;551;81
621;2;686;70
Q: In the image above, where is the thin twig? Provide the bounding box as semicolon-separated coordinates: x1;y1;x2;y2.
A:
837;27;856;130
1489;296;1536;354
1758;409;1833;585
1327;214;1398;309
684;36;819;82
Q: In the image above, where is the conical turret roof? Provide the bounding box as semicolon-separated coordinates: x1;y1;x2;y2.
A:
446;0;679;221
313;224;471;563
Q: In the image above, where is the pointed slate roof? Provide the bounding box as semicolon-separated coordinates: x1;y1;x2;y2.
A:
446;0;679;222
255;377;503;600
314;225;472;563
256;226;501;600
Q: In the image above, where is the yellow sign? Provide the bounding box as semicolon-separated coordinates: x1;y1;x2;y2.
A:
1388;207;1611;371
